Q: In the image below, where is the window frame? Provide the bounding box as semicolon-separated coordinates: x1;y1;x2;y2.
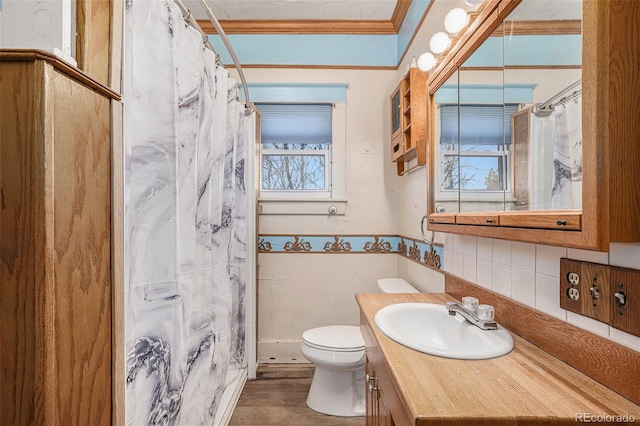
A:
257;102;347;214
435;103;517;202
261;142;332;197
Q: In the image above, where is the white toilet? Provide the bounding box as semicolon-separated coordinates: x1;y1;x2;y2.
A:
301;278;418;417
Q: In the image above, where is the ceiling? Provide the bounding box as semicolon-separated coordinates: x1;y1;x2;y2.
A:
187;0;411;34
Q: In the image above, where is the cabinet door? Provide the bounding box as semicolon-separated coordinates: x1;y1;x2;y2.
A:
50;67;112;425
366;358;378;425
366;357;395;426
377;388;395;426
390;82;404;162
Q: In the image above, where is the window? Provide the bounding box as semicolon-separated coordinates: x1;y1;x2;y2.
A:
258;103;333;197
439;104;518;193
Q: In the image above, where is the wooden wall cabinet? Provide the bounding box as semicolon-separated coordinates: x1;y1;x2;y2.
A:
0;50;119;425
426;0;640;250
390;67;428;176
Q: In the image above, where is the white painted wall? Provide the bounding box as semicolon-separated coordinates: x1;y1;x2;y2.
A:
258;253;398;361
228;68;405;361
0;0;76;65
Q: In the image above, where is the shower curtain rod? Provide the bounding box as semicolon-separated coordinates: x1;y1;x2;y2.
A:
532;79;581;117
173;0;253;113
197;0;253;112
173;0;219;62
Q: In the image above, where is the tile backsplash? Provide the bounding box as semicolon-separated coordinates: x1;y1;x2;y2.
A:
443;234;640;352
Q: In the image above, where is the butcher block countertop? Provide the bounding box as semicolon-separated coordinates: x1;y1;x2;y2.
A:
356;292;640;425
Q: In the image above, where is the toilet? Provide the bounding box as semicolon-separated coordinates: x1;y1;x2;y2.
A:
301;278;418;417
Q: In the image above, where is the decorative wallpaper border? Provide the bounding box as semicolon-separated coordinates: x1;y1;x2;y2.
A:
258;234;443;270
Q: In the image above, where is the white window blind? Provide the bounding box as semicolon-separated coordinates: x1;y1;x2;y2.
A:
440;104;518;146
259;103;332;144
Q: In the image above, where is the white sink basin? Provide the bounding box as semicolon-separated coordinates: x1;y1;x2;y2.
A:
374;303;514;360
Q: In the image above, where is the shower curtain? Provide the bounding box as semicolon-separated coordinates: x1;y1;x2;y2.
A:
551;98;583;209
528;112;555;210
524;95;582;210
123;1;253;424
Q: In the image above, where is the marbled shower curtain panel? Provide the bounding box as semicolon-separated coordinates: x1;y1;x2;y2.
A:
123;1;248;424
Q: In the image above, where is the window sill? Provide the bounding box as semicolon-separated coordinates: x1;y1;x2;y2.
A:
258;198;347;215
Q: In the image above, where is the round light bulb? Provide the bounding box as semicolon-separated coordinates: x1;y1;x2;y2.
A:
430;32;451;55
417;52;436;72
444;8;469;35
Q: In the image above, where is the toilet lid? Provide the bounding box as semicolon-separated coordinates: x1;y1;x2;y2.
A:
302;325;365;352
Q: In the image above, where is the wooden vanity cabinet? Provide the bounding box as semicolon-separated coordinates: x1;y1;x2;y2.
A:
362;315;413;426
426;0;640;250
390;67;428;176
366;358;395;426
0;50;120;425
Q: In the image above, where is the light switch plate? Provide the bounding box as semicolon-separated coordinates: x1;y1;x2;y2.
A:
610;267;640;337
560;258;640;338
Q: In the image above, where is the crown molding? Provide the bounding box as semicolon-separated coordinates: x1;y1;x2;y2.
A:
198;0;412;35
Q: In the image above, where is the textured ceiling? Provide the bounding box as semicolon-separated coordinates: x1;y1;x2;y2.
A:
189;0;400;21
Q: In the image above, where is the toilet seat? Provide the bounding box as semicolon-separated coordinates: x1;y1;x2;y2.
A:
302;325;364;352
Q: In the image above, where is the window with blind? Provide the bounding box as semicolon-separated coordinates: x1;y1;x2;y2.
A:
258;103;333;194
439;104;518;192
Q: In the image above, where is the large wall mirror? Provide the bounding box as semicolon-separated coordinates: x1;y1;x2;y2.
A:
427;0;640;250
431;0;582;216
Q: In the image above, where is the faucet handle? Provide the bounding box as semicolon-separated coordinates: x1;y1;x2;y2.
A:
462;296;479;313
477;304;495;322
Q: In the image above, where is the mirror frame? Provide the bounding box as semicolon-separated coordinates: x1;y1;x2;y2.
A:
426;0;640;251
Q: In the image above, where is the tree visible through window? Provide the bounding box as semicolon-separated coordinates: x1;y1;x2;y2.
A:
258;103;332;193
262;143;328;190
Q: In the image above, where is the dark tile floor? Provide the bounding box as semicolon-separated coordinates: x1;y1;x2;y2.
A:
229;364;365;426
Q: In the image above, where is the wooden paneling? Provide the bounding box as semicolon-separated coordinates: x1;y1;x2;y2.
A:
50;67;112;425
445;273;640;406
0;50;121;101
76;0;111;87
0;60;45;426
358;291;640;423
198;19;398;34
110;100;125;426
0;55;112;425
607;1;640;242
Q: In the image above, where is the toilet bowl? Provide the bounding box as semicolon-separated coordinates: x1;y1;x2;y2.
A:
300;278;418;417
301;325;366;416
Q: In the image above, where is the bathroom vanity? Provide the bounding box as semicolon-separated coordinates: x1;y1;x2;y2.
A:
357;292;640;425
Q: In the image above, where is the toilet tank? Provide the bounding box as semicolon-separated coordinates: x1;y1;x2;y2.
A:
377;278;419;293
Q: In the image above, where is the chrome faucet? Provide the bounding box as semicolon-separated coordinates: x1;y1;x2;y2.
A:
446;301;498;330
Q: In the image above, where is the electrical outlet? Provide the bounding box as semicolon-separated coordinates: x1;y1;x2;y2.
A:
560;258;610;323
567;287;580;301
567;272;580;285
560;258;582;311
